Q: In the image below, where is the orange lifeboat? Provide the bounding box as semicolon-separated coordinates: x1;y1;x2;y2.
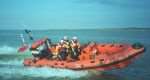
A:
23;43;145;71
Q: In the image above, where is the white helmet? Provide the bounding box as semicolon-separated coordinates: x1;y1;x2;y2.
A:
63;36;68;41
72;36;78;40
60;39;64;44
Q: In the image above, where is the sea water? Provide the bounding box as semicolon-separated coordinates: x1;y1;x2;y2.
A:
0;29;150;80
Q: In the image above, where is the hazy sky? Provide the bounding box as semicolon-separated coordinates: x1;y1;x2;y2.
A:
0;0;150;29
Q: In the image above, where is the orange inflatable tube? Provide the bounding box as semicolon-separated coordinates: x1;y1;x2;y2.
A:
24;43;145;71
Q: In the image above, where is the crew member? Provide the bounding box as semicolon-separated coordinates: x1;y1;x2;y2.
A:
57;40;69;60
70;36;81;60
63;36;70;45
30;37;52;61
88;42;98;60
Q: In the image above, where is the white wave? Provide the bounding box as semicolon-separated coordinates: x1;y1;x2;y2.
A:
0;45;17;54
0;60;88;78
22;67;88;78
0;60;23;66
0;67;88;78
0;46;90;78
0;45;89;78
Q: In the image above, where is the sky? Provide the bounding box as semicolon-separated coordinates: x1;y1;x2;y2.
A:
0;0;150;29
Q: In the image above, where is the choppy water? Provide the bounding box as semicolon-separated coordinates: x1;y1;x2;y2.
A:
0;29;150;80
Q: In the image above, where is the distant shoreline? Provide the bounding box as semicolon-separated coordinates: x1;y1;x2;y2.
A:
0;27;150;31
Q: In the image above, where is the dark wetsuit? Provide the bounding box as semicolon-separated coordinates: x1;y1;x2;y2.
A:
30;38;53;59
70;40;80;60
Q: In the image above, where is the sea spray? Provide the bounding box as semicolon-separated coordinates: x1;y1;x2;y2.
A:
0;45;17;54
0;57;89;78
0;66;89;78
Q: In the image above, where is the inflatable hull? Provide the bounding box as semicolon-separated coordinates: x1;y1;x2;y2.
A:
24;43;145;70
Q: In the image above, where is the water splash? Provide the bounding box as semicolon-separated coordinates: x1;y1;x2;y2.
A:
0;59;88;78
0;45;17;54
0;66;88;78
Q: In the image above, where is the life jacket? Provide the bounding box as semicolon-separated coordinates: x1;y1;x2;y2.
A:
48;46;56;55
71;40;80;49
63;40;69;46
49;44;59;56
50;43;65;55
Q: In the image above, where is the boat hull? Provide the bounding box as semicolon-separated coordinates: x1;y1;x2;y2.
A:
24;43;145;70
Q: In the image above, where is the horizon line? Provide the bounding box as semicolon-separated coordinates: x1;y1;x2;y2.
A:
0;27;150;30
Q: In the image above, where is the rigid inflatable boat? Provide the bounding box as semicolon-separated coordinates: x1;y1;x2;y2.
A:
23;40;145;71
